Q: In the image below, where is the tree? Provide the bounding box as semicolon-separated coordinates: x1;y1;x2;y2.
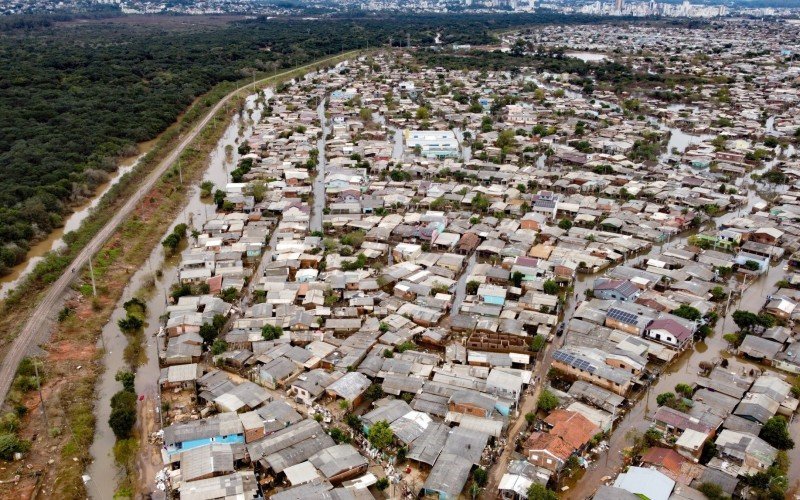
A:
710;286;726;302
364;383;384;402
512;271;524;288
219;287;238;303
473;467;488;486
542;280;559;295
675;383;693;398
199;323;219;344
466;280;480;295
657;392;676;406
527;483;557;500
529;334;546;352
697;482;727;500
760;416;794;450
109;389;137;439
261;324;283;341
558;218;573;230
115;370;135;393
538;389;559;412
329;427;351;444
699;440;718;465
375;477;389;491
344;412;361;430
743;260;761;272
211;339;228;355
368;420;394;450
673;305;701;321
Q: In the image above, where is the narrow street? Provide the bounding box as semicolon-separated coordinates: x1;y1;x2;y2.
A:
310;98;328;233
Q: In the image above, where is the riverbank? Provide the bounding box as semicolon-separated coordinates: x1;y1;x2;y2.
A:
0;50;361;499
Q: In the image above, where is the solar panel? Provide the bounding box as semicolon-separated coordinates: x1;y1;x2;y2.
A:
608;308;638;325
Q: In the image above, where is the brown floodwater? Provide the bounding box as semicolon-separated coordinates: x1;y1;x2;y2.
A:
85;93;265;499
0;139;158;299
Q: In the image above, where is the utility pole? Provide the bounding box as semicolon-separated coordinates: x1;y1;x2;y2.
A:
88;258;97;297
34;358;48;430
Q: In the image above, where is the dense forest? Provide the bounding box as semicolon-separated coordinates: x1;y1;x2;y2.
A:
0;12;605;275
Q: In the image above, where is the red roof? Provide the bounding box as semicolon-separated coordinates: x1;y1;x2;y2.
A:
544;409;599;450
641;447;689;476
524;431;572;461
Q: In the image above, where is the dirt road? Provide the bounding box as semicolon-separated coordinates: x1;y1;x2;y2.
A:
0;51;360;408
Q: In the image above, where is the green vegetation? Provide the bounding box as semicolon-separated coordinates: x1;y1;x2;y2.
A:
368;420;394;450
108;372;136;439
261;323;283;341
527;482;558;500
537;389;559;412
672;304;701;321
162;223;188;254
759;416;794;450
529;334;546;352
0;13;553;277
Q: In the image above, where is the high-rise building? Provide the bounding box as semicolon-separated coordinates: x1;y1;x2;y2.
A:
615;0;623;12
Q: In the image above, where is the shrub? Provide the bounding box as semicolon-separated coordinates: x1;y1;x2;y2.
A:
0;434;30;460
537;390;559;412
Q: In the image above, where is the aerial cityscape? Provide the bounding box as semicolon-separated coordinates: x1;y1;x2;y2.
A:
1;3;800;500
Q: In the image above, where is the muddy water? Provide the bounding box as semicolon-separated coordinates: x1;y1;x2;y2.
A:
310;99;328;233
561;199;795;497
86;94;264;499
0;140;158;299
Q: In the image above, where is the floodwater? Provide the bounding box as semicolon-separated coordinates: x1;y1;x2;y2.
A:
86;93;264;499
310;99;328;233
0;140;157;299
565;52;607;62
561;125;800;498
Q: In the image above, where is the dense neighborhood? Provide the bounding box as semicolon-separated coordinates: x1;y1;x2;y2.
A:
118;19;800;500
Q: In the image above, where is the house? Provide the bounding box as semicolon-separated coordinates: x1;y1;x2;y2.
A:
159;363;202;391
551;347;635;396
163;412;245;457
713;429;778;477
524;431;572;473
326;371;371;406
498;459;549;500
604;303;656;335
737;335;783;362
644;318;694;351
652;406;715;440
308;444;369;483
764;295;796;320
179;443;236;482
612;467;675;500
592;279;640;302
406;130;460;159
543;409;599;452
749;227;783;246
290;369;340;406
448;390;497;418
179;471;258;500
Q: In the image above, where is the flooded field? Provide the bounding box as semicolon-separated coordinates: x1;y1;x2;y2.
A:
0;141;158;298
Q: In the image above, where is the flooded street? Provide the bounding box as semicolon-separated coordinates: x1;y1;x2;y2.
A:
86;94;263;499
311;99;328;233
560;144;799;497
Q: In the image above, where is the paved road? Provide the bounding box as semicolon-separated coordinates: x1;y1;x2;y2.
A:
0;52;358;407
